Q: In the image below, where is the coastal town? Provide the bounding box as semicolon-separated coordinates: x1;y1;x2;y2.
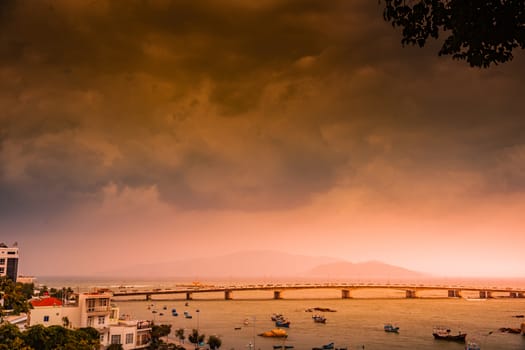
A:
1;243;199;350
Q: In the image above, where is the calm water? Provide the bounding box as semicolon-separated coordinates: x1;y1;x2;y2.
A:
38;278;525;350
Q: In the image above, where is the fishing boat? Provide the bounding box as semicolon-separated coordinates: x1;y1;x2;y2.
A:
384;323;399;333
312;342;334;350
271;314;283;321
312;315;327;323
432;326;467;342
465;341;481;350
275;319;290;328
258;328;288;338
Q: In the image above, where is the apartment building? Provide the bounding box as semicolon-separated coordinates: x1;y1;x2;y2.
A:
29;291;151;350
0;243;19;282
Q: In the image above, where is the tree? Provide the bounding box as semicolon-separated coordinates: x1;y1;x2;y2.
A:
188;329;205;347
107;344;124;350
175;328;185;344
150;324;172;350
207;335;222;350
0;277;30;315
382;0;525;67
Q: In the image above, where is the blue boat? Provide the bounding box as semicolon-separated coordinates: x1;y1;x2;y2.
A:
172;308;178;316
275;320;290;328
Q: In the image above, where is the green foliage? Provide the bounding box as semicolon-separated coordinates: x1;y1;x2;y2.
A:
175;328;185;342
0;277;30;315
0;323;100;350
149;324;172;349
188;328;205;345
207;334;222;350
382;0;525;67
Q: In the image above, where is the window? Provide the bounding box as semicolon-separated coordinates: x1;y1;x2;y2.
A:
43;315;49;322
125;333;134;344
0;267;4;274
98;316;105;324
99;298;108;307
100;335;104;343
87;316;94;327
111;334;121;345
87;299;96;311
0;258;5;264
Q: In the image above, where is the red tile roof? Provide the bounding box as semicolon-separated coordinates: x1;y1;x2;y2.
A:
30;297;63;307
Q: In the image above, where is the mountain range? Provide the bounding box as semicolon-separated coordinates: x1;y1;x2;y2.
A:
100;250;426;279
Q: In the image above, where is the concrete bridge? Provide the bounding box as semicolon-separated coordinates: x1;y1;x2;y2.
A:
111;282;525;301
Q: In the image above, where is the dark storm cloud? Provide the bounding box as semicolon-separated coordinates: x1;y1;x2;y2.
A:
0;0;524;220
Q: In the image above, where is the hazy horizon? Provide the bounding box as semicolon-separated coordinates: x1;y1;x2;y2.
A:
1;1;524;279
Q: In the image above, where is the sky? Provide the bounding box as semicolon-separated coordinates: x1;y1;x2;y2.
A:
1;0;524;278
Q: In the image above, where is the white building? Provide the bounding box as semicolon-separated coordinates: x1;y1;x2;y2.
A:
0;242;19;282
29;291;151;350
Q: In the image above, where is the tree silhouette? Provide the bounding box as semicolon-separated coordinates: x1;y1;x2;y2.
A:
382;0;525;67
207;335;222;350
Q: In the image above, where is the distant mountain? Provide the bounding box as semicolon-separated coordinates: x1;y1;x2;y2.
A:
307;260;426;279
100;250;342;278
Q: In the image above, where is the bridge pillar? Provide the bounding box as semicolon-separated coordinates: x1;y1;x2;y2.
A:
448;289;461;298
224;290;232;300
405;290;417;298
479;291;492;299
273;290;282;299
146;294;152;301
186;292;193;300
509;292;519;298
341;289;352;299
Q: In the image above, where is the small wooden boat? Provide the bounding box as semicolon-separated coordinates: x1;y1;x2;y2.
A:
275;319;290;328
384;323;399;333
313;315;327;323
465;341;481;350
258;328;288;338
432;327;466;342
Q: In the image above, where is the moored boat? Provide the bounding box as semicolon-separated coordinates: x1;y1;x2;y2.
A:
275;319;290;328
313;315;327;323
465;341;481;350
258;328;288;338
432;326;467;342
384;323;399;333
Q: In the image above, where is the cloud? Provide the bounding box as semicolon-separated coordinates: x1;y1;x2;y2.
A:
0;0;524;223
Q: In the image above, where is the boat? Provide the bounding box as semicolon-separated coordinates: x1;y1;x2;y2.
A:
465;341;481;350
273;345;294;349
271;314;283;321
384;323;399;333
313;315;327;323
243;318;250;325
183;311;192;319
258;328;288;338
275;319;290;328
432;327;467;342
312;342;334;350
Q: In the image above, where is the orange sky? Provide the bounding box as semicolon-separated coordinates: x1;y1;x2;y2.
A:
1;0;524;277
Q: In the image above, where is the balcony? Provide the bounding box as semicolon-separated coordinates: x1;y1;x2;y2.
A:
86;306;111;313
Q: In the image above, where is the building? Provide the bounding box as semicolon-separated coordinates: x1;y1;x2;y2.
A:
29;291;151;350
0;242;19;282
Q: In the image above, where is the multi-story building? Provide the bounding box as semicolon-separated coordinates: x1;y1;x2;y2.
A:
29;291;151;350
0;243;19;282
